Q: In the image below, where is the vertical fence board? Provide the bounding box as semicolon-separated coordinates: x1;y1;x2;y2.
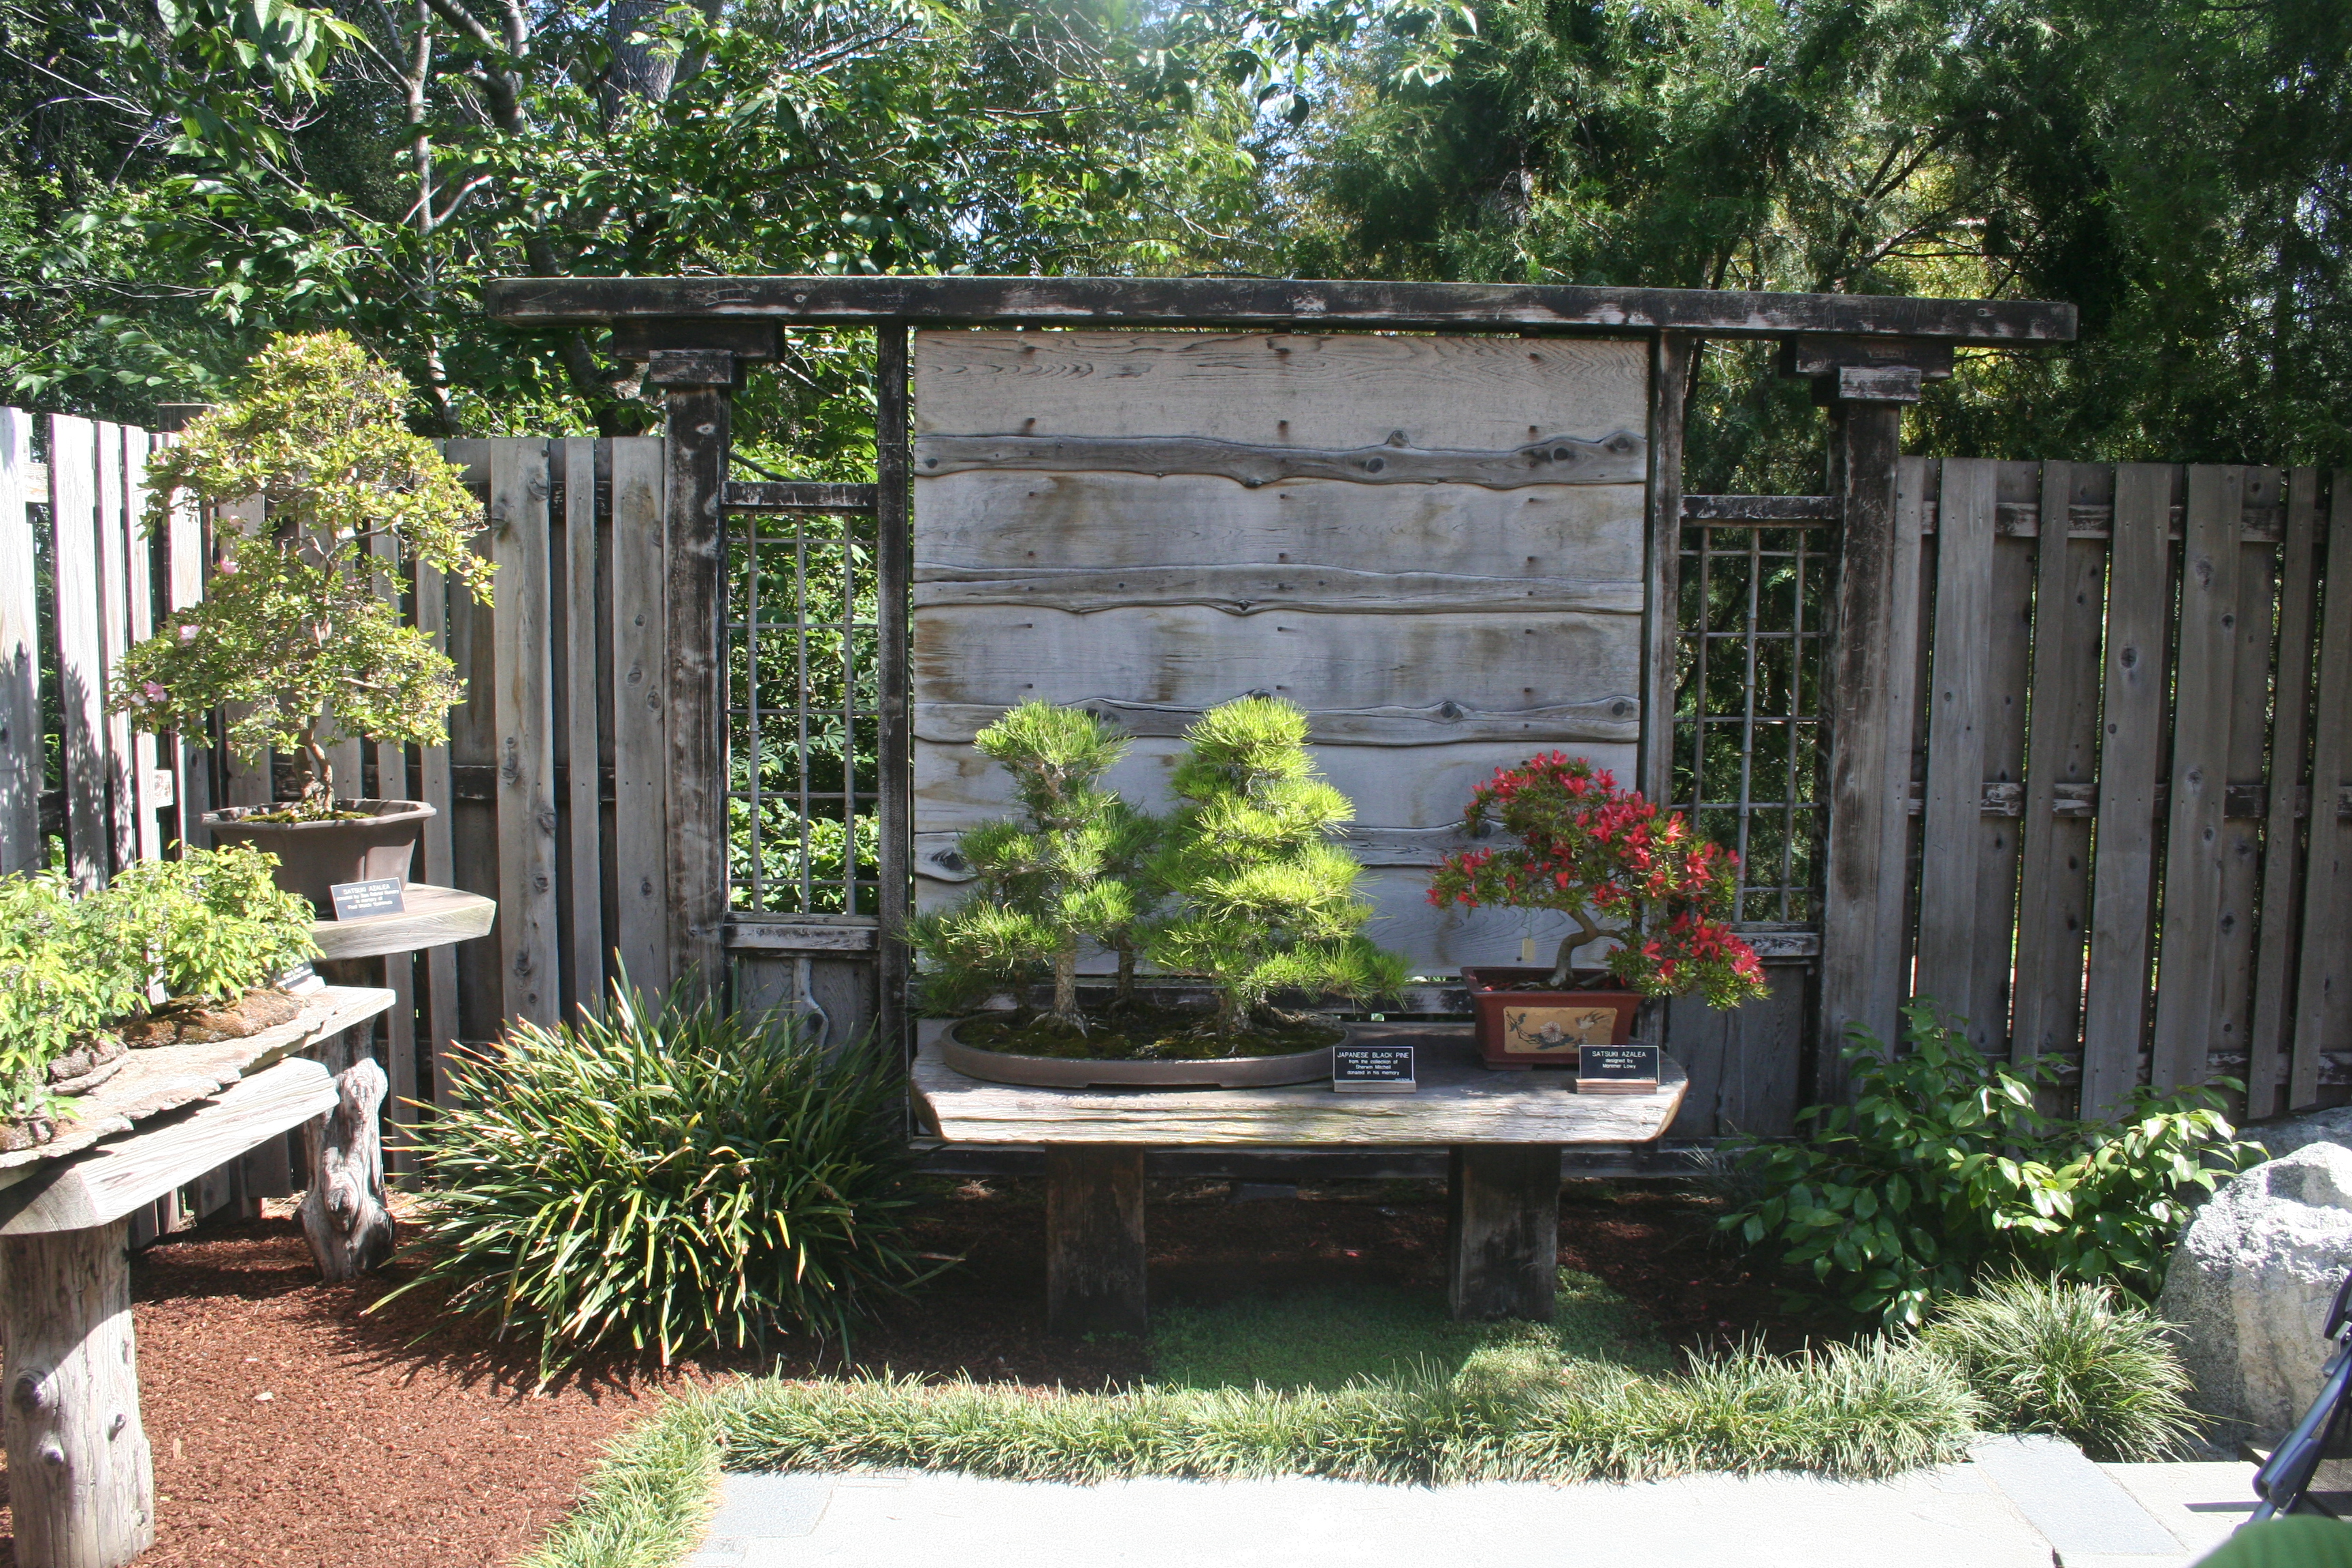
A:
2213;470;2281;1095
0;410;39;869
1968;463;2037;1056
93;422;137;872
490;440;558;1027
48;416;105;887
610;438;668;991
1916;459;1995;1038
2250;470;2327;1115
562;438;605;1013
2080;464;2176;1115
161;439;210;851
2151;466;2244;1092
2011;463;2105;1069
414;561;461;1095
368;529;420;1164
2290;472;2352;1108
120;431;161;865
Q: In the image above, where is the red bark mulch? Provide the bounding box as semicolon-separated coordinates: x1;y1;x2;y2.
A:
0;1177;1817;1568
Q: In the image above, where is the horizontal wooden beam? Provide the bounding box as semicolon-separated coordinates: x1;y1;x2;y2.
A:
914;694;1640;747
1921;497;2285;542
485;276;2077;344
913;430;1646;489
913;565;1642;618
1682;494;1840;522
1900;778;2352;819
722;480;878;513
723;916;880;953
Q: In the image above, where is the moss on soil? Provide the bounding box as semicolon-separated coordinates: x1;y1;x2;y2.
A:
956;1005;1341;1062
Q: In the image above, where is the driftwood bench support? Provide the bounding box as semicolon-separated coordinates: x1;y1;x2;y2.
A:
1;1222;154;1568
1044;1146;1148;1337
300;962;400;1281
1446;1143;1563;1320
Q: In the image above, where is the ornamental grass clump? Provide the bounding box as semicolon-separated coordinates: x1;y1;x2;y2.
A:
1429;751;1767;1002
391;984;924;1379
110;332;493;814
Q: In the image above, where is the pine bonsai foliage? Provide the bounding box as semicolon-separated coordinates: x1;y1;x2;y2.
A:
1148;696;1405;1034
908;701;1145;1025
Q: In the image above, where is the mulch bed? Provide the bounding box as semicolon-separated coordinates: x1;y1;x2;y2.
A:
0;1177;1822;1568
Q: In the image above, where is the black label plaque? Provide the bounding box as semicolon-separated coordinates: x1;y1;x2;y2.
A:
1577;1041;1661;1092
329;877;406;921
1333;1043;1416;1094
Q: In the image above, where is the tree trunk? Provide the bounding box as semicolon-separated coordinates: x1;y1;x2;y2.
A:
1548;906;1608;989
298;1018;395;1281
1051;945;1081;1025
1113;941;1137;1007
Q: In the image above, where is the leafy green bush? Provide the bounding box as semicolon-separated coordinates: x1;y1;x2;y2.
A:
95;845;316;1000
1722;1000;2258;1326
391;985;924;1378
0;870;147;1116
1919;1275;2201;1460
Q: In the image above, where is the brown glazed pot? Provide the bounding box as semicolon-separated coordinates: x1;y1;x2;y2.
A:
1460;966;1643;1070
204;799;435;912
941;1017;1343;1090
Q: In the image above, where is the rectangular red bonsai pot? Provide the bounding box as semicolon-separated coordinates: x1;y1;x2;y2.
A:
1460;966;1643;1071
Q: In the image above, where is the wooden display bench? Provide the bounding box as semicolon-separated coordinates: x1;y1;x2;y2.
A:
911;1019;1687;1335
0;985;394;1568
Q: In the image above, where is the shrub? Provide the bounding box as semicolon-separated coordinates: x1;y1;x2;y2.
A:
0;870;147;1116
1723;1000;2259;1326
95;845;317;1000
1919;1275;2201;1460
1429;751;1768;1005
391;985;924;1379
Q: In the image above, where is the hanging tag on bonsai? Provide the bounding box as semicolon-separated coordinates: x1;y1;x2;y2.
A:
1333;1042;1416;1094
1576;1041;1660;1095
329;877;406;921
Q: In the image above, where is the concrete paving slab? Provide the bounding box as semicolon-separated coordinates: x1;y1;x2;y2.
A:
685;1473;838;1565
2104;1463;2263;1562
1972;1434;2189;1563
702;1466;2052;1568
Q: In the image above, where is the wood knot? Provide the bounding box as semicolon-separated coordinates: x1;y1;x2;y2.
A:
11;1369;51;1414
38;1439;64;1467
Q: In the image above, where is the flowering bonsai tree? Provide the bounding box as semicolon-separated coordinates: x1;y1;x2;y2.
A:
1428;752;1767;1007
109;333;493;815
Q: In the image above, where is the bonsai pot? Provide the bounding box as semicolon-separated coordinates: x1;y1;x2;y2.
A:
204;799;435;913
941;1015;1344;1090
1461;966;1643;1071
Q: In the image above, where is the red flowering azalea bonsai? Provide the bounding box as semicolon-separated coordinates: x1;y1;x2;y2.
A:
1428;753;1768;1008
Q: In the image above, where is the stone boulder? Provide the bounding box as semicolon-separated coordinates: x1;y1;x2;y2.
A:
2242;1105;2352;1164
2159;1143;2352;1448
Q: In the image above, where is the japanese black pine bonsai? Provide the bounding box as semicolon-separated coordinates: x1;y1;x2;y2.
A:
1148;696;1405;1039
108;332;493;816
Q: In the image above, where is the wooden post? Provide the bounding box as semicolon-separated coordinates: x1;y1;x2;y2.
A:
297;961;396;1279
2;1220;155;1568
875;321;913;1075
1784;340;1945;1096
1043;1145;1147;1337
1446;1144;1559;1320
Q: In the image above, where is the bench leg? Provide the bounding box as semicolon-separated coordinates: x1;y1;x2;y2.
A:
299;1018;395;1282
3;1220;155;1568
1045;1146;1147;1337
1446;1144;1560;1320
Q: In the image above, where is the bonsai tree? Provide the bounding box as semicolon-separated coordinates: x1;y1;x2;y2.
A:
0;871;146;1120
909;701;1141;1028
1428;751;1769;1007
1147;696;1405;1036
110;332;493;815
97;846;318;1004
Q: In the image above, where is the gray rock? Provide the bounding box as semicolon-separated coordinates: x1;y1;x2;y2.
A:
2159;1143;2352;1447
2242;1105;2352;1164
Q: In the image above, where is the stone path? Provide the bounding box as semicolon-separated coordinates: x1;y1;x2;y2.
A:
685;1439;2262;1568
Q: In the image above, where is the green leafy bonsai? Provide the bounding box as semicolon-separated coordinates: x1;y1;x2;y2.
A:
99;845;318;1003
109;332;494;815
0;871;147;1120
909;701;1144;1027
1148;696;1406;1037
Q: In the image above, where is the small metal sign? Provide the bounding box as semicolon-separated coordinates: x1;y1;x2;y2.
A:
329;877;406;921
1333;1043;1416;1094
1577;1041;1661;1095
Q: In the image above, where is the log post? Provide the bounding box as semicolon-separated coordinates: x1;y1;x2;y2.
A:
1043;1145;1147;1337
299;959;395;1280
2;1220;155;1568
1446;1143;1560;1320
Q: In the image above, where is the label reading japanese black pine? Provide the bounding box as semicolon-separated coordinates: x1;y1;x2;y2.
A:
1333;1043;1416;1094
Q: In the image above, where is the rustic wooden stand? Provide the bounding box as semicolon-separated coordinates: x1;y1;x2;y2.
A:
0;987;392;1568
911;1021;1687;1335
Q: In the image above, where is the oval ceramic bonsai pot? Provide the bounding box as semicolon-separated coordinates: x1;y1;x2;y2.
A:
1460;966;1642;1071
941;1015;1343;1090
203;799;436;913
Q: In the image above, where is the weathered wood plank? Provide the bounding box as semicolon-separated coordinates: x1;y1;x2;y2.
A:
915;429;1646;489
120;431;163;866
561;438;604;1013
720;480;876;513
2210;470;2281;1098
490;440;559;1027
2150;467;2244;1093
1663;968;1806;1138
663;382;730;995
48;416;107;887
2249;470;2327;1115
2080;465;2175;1117
489;275;2079;344
915;696;1639;749
911;563;1642;617
1915;459;1996;1039
913;605;1638;715
2289;472;2352;1109
162;435;209;851
1682;494;1838;522
1642;334;1692;805
1447;1144;1560;1321
914;330;1648;450
0;410;39;870
310;884;497;961
876;320;914;1068
412;561;460;1100
917;472;1644;581
1044;1147;1147;1337
1967;463;2036;1053
2011;463;2106;1068
609;436;669;991
723;917;881;953
93;421;139;872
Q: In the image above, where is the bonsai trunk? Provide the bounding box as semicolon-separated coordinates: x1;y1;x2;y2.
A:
1211;985;1243;1038
293;713;334;807
1112;939;1137;1007
1549;905;1608;989
1050;943;1083;1030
